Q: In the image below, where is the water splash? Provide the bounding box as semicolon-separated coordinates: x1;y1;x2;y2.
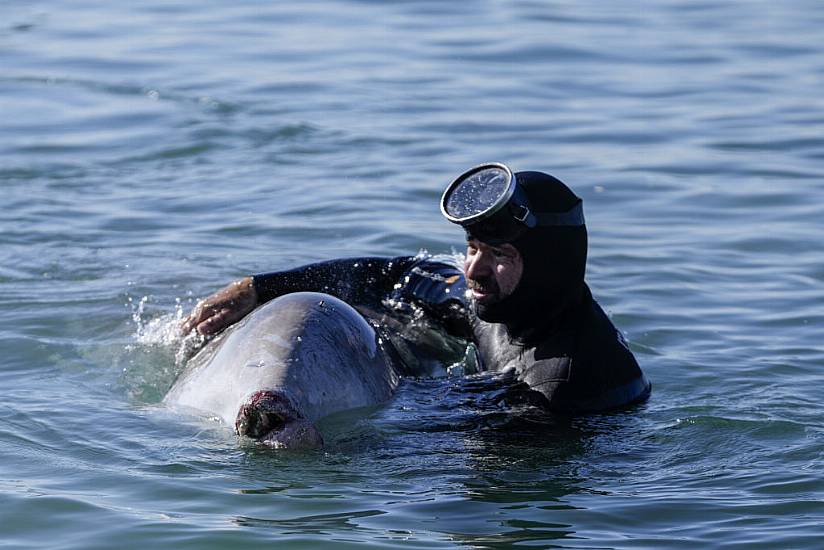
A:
128;294;205;367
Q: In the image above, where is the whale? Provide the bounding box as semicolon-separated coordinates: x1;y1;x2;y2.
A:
164;292;401;448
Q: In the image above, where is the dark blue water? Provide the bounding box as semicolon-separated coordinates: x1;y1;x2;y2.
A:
2;1;824;547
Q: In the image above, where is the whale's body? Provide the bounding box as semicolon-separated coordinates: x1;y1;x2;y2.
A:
164;292;401;447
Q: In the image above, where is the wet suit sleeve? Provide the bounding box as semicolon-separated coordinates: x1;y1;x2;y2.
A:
390;259;474;339
252;256;415;309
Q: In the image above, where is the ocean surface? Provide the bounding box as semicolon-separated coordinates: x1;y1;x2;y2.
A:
2;1;824;548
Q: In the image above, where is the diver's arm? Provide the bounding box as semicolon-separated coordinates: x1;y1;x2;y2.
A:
181;276;258;336
388;259;475;340
252;256;415;306
182;256;415;336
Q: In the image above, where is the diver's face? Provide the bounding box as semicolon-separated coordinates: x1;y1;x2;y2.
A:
463;239;524;306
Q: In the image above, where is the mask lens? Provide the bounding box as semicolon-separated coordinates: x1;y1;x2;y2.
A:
444;166;511;220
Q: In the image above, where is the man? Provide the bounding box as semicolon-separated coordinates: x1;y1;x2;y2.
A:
182;163;651;413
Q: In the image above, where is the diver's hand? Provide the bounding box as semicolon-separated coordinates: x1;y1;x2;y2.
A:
181;277;258;336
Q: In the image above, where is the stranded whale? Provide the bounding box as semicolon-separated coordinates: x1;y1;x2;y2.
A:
164;292;401;448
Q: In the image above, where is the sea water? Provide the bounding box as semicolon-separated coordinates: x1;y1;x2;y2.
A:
2;1;824;548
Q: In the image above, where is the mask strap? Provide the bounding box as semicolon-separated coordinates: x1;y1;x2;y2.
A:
532;200;585;227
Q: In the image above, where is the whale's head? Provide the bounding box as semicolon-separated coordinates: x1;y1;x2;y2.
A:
235;390;323;449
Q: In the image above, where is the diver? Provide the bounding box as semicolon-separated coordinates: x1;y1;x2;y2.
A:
182;163;651;413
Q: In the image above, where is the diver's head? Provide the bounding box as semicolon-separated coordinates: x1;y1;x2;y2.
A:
463;238;524;307
441;163;588;333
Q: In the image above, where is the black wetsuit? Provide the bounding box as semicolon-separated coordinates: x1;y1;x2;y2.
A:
253;255;650;414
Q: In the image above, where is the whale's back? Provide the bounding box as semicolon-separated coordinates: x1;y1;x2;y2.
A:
164;292;400;431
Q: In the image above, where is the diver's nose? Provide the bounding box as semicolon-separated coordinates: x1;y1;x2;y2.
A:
464;249;491;281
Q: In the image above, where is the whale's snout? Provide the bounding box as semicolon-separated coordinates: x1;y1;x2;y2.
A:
235;390;323;449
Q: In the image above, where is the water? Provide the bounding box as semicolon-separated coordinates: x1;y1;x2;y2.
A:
2;0;824;547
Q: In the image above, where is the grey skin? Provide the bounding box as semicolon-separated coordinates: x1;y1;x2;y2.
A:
164;292;401;448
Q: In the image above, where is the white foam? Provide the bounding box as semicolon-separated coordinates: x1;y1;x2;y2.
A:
129;295;205;366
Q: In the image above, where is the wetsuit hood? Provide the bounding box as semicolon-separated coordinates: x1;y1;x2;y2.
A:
473;171;588;343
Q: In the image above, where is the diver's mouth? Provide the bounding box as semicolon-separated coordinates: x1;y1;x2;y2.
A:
471;288;497;303
467;278;500;304
235;390;323;449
